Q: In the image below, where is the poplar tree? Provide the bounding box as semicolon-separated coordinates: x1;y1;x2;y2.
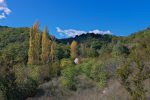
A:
50;41;56;62
41;26;50;64
70;40;78;59
28;21;41;65
28;28;34;65
34;21;41;64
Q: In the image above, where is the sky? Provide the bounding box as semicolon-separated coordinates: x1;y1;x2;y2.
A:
0;0;150;38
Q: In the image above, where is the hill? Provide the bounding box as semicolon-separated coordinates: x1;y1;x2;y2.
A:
0;25;150;100
58;33;112;44
0;26;30;64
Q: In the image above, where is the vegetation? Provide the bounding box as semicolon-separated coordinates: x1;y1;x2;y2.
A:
70;40;78;59
41;26;51;64
0;23;150;100
28;21;41;65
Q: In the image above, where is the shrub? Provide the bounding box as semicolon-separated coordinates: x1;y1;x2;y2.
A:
61;66;77;90
27;65;40;82
49;61;61;77
90;63;107;88
60;59;73;70
112;41;130;57
117;52;149;100
81;59;95;76
18;78;38;99
13;64;28;84
39;64;51;82
0;70;19;100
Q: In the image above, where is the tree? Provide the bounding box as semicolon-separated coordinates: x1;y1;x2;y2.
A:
28;27;34;65
33;21;41;64
70;40;78;59
41;26;50;64
50;41;56;62
28;21;41;65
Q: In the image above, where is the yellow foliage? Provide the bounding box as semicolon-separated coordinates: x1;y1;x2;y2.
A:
41;26;51;64
70;40;78;59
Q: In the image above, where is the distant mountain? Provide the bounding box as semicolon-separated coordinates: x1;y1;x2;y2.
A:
57;33;113;44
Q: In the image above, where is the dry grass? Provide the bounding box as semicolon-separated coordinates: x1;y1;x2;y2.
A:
27;77;150;100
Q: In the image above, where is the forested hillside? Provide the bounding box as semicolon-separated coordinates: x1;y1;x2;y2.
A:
0;23;150;100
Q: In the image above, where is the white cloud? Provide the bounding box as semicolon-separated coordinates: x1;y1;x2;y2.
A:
89;29;112;35
0;12;6;19
56;27;86;37
0;0;4;3
0;0;11;19
56;27;112;37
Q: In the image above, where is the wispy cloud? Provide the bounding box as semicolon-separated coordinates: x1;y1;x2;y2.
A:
56;27;112;37
0;0;11;19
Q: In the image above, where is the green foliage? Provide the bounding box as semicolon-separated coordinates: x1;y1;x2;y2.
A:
56;44;70;60
91;63;107;88
0;68;19;100
75;59;107;88
80;59;96;76
112;41;129;57
13;64;28;84
1;25;150;99
27;66;40;82
98;70;107;88
19;78;38;99
61;66;77;90
117;52;149;100
86;48;99;57
60;59;73;70
2;43;28;63
49;61;61;77
0;27;29;64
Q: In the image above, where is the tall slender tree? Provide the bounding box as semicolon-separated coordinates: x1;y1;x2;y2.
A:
70;40;78;59
50;41;56;62
41;26;50;64
28;21;41;65
28;26;34;65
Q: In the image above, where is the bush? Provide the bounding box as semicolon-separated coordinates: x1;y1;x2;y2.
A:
39;64;51;82
27;65;40;82
80;59;95;76
60;59;73;70
18;78;38;99
76;59;107;88
0;70;19;100
13;64;28;84
61;66;77;90
90;63;107;88
112;41;130;57
49;61;61;77
117;52;149;100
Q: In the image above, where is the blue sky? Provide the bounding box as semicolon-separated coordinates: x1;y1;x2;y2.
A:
0;0;150;38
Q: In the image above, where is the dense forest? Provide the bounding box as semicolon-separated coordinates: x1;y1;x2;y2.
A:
0;21;150;100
